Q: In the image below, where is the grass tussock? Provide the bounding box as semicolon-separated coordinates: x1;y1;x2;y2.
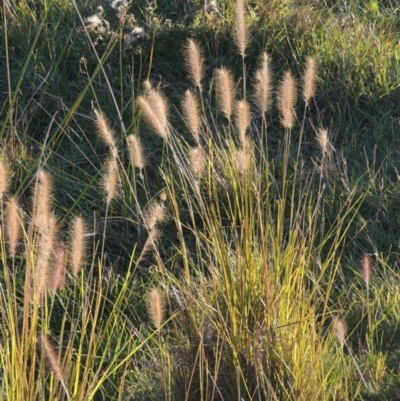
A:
1;0;400;400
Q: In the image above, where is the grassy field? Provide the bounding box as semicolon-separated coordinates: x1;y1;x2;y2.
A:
1;0;400;399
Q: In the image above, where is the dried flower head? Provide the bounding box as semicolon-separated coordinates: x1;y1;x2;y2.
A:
111;0;128;10
128;27;145;41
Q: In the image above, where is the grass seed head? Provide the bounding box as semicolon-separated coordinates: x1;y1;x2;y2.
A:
32;170;53;232
252;52;272;119
147;288;165;329
127;134;145;170
103;157;119;204
38;332;64;382
0;160;10;200
182;90;202;143
69;216;87;276
184;39;205;91
234;99;251;146
333;317;347;346
303;56;317;105
5;196;22;257
235;0;249;57
215;68;235;122
94;109;117;149
278;71;297;129
189;146;205;177
361;254;373;286
137;91;170;140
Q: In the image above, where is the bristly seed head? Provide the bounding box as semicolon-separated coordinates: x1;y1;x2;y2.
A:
361;254;373;286
303;56;317;105
184;39;205;91
278;71;297;129
147;288;165;329
0;160;10;200
215;68;235;122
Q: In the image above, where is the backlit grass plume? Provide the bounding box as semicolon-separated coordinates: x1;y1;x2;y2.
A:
0;159;10;200
235;0;249;58
137;88;170;140
127;134;145;171
184;39;205;91
32;170;53;232
147;288;165;330
252;52;272;120
94;108;117;152
5;196;21;257
278;71;297;129
215;67;235;122
69;216;87;276
182;90;202;143
234;99;251;146
303;56;317;105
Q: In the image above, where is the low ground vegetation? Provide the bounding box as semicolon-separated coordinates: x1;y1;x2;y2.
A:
1;0;400;399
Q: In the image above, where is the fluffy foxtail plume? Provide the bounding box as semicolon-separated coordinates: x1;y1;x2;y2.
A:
103;156;119;204
278;71;297;129
188;146;205;177
147;288;165;329
316;128;329;156
0;160;10;200
333;317;347;346
144;201;166;231
137;89;169;140
184;39;205;91
252;52;272;119
235;0;249;57
182;90;202;143
49;246;66;293
127;134;145;170
38;332;64;382
35;213;58;297
141;227;161;256
361;254;373;286
94;109;117;149
6;196;22;257
234;99;251;146
32;170;53;232
215;68;235;122
303;56;317;105
69;216;86;276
